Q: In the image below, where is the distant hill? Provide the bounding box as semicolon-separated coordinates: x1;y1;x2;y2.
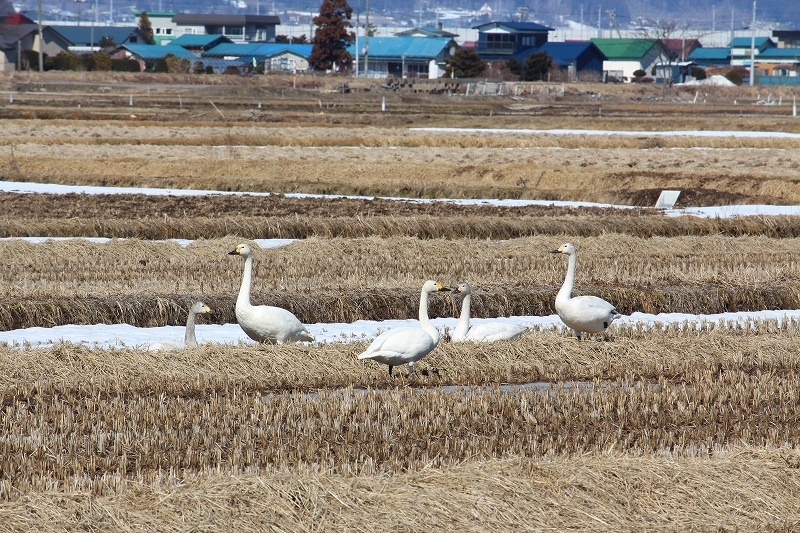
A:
15;0;800;29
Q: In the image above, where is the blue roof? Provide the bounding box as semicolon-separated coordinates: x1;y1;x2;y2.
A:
50;25;145;46
525;41;605;62
688;47;731;60
346;37;454;60
170;34;232;47
121;44;199;60
203;43;312;59
473;21;554;32
757;47;800;60
729;36;773;47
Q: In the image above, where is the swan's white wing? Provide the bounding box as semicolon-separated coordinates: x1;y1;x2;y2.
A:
571;295;617;317
464;323;527;342
238;305;314;342
358;327;436;365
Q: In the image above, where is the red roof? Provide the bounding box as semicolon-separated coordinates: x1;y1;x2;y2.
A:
4;13;35;24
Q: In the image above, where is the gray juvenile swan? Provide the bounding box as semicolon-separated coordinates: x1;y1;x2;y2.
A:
450;282;527;342
550;242;621;339
148;301;212;351
358;280;450;376
228;243;314;344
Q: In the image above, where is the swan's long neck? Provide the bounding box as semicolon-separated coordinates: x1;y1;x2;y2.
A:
454;293;472;338
556;253;577;305
237;254;254;310
184;310;198;347
419;289;439;344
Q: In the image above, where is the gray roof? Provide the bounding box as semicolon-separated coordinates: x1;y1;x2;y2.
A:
0;23;39;49
172;14;280;25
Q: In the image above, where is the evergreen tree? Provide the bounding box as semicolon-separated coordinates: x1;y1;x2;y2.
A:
138;11;155;44
444;48;486;78
309;0;354;71
521;51;551;81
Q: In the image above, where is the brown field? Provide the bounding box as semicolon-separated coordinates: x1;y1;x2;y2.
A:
2;71;800;530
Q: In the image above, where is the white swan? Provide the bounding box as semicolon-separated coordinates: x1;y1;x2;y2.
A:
450;282;527;342
550;242;621;339
228;243;314;344
358;280;450;376
148;301;212;351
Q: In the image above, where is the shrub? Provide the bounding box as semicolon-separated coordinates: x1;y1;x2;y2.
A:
223;65;242;75
166;55;191;74
153;56;169;73
49;51;82;71
111;58;141;72
205;65;215;74
20;49;43;71
92;52;113;71
633;69;647;79
193;61;206;74
725;69;742;86
691;66;707;80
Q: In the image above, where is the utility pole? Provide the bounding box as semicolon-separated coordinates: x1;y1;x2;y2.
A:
749;0;756;86
712;5;716;32
597;6;601;38
90;0;96;51
364;0;369;78
74;0;87;26
37;0;43;72
355;7;359;77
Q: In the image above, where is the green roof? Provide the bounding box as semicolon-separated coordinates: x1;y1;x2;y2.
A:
590;38;658;60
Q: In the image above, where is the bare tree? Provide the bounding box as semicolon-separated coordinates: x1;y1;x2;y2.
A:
635;19;704;93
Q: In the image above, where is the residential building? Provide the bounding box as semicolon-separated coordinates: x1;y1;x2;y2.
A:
0;24;71;71
687;47;731;68
202;42;312;72
661;38;702;62
590;38;668;81
728;37;775;66
171;34;234;54
514;41;606;79
133;12;179;45
348;36;459;78
771;30;800;48
109;44;198;71
472;21;553;61
395;26;459;39
171;14;280;43
49;25;150;51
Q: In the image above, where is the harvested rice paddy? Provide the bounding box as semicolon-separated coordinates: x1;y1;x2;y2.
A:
1;72;799;531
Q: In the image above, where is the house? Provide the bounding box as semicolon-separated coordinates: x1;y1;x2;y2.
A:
754;47;800;76
395;26;459;39
109;44;198;71
473;21;553;61
348;36;458;78
772;30;800;48
49;25;150;51
513;41;606;79
661;38;702;62
687;47;731;68
133;12;178;45
202;42;313;72
171;34;233;54
728;36;775;66
590;38;668;81
0;24;72;71
171;14;280;43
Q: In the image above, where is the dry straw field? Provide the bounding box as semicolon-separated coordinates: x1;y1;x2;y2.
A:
1;72;800;530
